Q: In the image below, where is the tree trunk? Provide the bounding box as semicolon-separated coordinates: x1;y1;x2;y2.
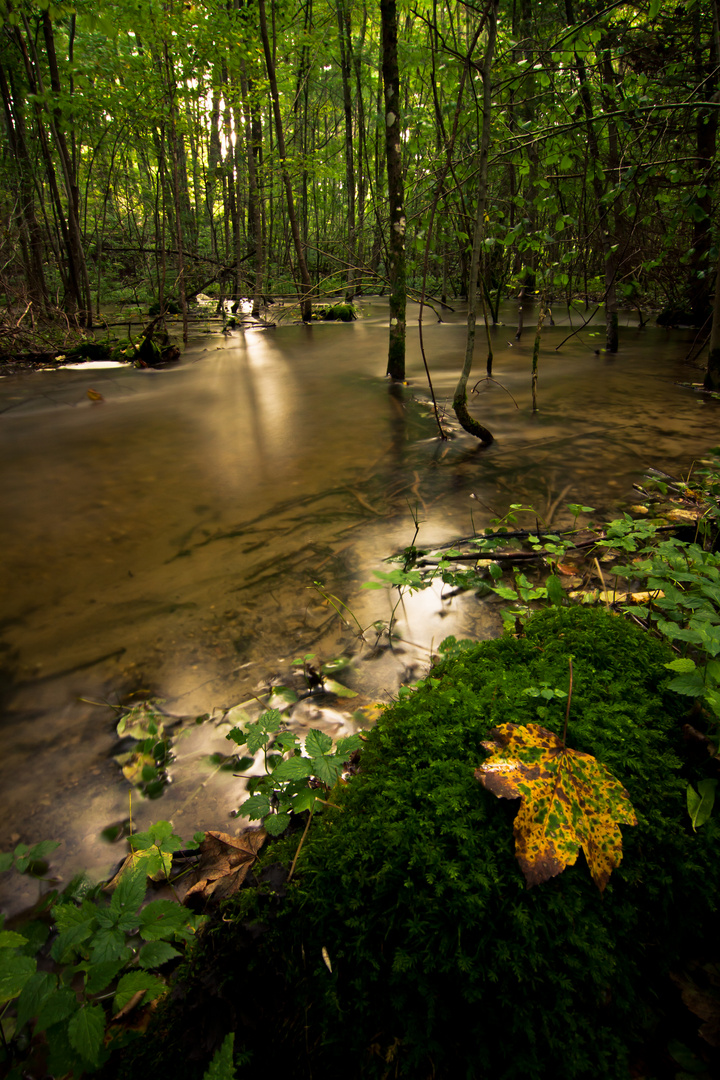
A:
258;0;313;321
452;1;497;445
380;0;406;380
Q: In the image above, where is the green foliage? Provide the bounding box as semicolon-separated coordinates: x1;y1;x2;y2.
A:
0;827;205;1078
227;710;363;835
227;606;719;1079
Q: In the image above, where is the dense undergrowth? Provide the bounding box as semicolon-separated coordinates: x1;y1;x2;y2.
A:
111;606;720;1080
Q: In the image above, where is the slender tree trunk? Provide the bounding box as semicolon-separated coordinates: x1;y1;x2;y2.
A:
453;0;497;445
258;0;313;320
240;61;265;317
380;0;406;379
337;0;356;298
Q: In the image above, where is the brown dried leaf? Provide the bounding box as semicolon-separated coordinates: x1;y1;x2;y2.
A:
184;828;266;906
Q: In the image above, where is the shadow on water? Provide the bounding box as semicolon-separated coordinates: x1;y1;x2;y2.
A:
0;297;717;910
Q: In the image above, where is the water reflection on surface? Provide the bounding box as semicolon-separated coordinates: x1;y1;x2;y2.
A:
0;298;717;910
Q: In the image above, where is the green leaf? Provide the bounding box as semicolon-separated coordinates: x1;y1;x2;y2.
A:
311;754;345;788
239;793;272;820
226;727;247;746
138;900;190;941
664;658;697;674
546;575;565;606
0;930;28;949
292;787;321;813
84;959;128;994
0;953;36;1006
110;866;146;920
51;921;94;963
203;1032;236;1079
90;927;130;964
68;1002;106;1064
272;756;312;782
687;779;718;830
137;940;181;969
322;678;358;698
35;987;78;1032
305;729;333;757
16;971;57;1029
114;971;166;1013
264;813;291;835
0;851;13;872
666;673;706;696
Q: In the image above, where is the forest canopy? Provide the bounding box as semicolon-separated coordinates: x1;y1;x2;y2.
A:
0;0;718;359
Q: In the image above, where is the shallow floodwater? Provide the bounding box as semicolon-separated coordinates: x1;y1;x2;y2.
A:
0;297;717;911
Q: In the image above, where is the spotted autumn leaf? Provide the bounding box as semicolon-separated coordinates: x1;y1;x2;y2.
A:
475;723;636;891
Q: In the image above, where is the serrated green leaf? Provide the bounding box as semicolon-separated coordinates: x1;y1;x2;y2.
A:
84;959;127;995
113;971;166;1013
305;729;333;757
546;575;565;606
246;727;271;754
0;930;28;949
239;793;271;820
272;757;312;782
264;813;291;835
336;734;363;757
203;1031;236;1079
68;1002;105;1064
16;971;57;1029
51;921;94;963
90;927;129;964
311;754;345;788
664;657;697;673
666;673;706;696
36;986;78;1032
292;787;321;813
139;900;189;941
0;953;36;1006
225;727;247;746
137;940;181;968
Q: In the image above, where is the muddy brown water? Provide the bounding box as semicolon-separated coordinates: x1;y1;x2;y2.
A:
0;297;717;913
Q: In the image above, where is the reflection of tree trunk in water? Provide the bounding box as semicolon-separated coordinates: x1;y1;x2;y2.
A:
453;1;496;446
704;250;720;390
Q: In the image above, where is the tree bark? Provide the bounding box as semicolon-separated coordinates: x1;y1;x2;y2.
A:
258;0;313;321
380;0;406;380
452;0;497;445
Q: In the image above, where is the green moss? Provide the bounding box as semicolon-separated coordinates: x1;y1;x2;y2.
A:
120;608;720;1079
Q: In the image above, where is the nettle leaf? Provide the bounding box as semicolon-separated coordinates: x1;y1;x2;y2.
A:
664;657;697;674
305;729;333;757
35;986;78;1032
113;971;166;1014
137;940;181;969
666;672;706;696
16;971;57;1029
311;754;344;788
272;756;312;782
68;1002;105;1064
110;866;146;919
264;813;291;835
138;899;190;941
204;1032;236;1079
0;952;36;1006
475;723;636;891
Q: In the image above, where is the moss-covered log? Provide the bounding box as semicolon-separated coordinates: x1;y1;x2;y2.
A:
116;607;720;1080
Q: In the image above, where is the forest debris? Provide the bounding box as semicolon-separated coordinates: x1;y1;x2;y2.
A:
183;828;266;906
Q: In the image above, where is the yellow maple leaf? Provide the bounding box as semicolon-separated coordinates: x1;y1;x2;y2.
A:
475;723;637;891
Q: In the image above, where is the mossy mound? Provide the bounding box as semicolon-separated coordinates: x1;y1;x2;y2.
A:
125;608;720;1079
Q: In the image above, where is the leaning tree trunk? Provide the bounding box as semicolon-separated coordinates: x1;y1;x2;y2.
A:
380;0;406;380
452;0;497;445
